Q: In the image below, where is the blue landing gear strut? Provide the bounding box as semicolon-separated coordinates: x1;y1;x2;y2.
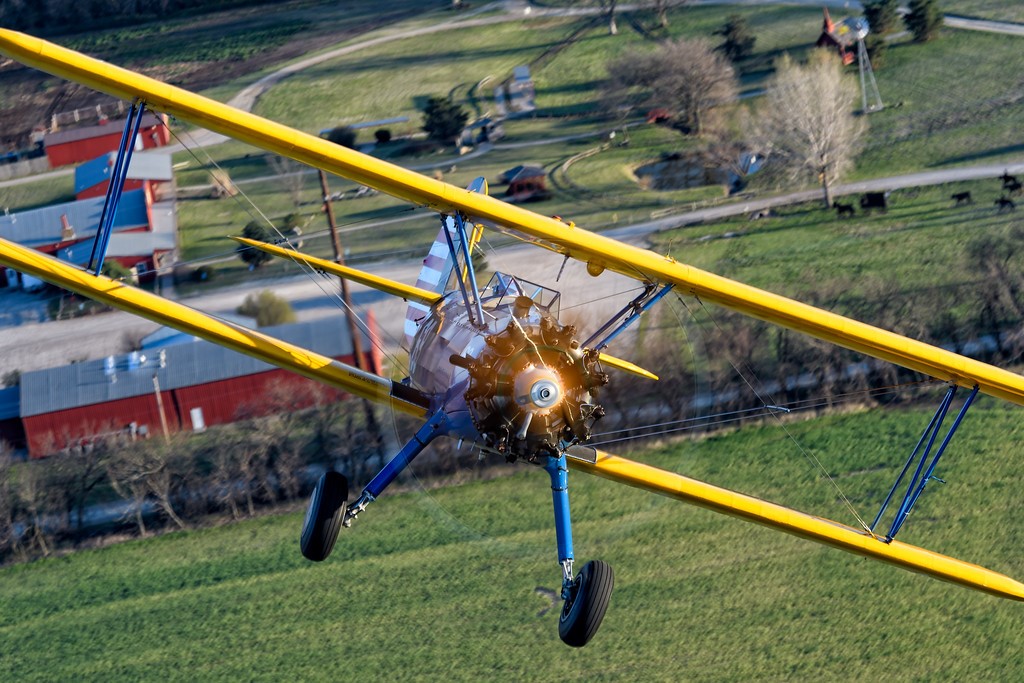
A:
344;411;449;527
546;451;614;647
300;411;448;561
545;453;576;595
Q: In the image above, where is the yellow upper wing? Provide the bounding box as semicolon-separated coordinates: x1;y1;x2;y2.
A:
3;28;1021;404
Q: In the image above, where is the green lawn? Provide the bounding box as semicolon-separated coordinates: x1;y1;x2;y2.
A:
648;180;1024;343
0;173;75;212
853;29;1024;176
944;0;1024;22
2;404;1021;681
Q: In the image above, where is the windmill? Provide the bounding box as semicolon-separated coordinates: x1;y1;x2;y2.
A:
817;9;884;114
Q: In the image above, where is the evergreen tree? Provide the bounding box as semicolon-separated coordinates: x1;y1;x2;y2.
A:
421;96;469;147
714;15;756;63
904;0;943;42
237;221;275;269
862;0;899;34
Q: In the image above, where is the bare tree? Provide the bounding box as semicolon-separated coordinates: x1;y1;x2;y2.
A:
267;155;307;210
17;462;54;557
209;430;246;520
647;0;689;28
0;445;25;561
755;52;866;208
601;0;619;35
605;38;737;135
107;438;191;533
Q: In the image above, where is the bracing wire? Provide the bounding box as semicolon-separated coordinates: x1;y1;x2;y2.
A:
588;379;939;448
678;293;876;534
161;121;413;376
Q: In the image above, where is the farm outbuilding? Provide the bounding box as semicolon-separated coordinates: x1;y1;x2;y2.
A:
18;314;383;458
43;113;171;168
502;165;549;202
816;8;857;65
74;151;174;201
0;178;177;287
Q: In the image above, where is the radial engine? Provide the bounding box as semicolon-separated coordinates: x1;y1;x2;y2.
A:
407;274;607;462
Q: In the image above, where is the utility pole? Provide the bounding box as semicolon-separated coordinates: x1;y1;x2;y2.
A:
319;170;385;455
152;373;171;443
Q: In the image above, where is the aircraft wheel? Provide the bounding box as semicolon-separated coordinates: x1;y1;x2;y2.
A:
300;471;348;561
558;559;614;647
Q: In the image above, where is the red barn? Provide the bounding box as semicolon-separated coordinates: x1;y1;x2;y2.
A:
19;314;383;457
43;113;171;168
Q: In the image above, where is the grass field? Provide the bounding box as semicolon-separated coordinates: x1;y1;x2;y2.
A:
650;180;1010;291
945;0;1024;22
2;404;1022;681
853;29;1024;176
252;5;832;132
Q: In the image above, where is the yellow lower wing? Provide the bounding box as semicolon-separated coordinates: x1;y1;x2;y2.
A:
0;236;429;418
569;448;1024;601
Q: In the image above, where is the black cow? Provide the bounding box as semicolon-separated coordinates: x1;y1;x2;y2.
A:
859;192;888;213
995;196;1016;213
951;191;972;206
833;201;855;218
1000;170;1018;189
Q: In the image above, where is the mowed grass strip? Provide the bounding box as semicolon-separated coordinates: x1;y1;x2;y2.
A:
2;406;1021;681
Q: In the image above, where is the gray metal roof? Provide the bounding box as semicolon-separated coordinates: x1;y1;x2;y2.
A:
0;189;148;248
149;200;178;235
44;114;165;147
20;315;373;417
74;151;173;194
55;231;176;265
105;231;176;257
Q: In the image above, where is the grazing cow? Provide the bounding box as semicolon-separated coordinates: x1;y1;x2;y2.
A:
1006;179;1023;196
951;191;972;206
833;201;855;218
995;196;1016;213
859;192;888;213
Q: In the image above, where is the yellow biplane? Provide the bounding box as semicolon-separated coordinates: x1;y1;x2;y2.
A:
0;28;1021;648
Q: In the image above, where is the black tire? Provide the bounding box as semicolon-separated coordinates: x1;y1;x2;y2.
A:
558;559;614;647
300;471;348;561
